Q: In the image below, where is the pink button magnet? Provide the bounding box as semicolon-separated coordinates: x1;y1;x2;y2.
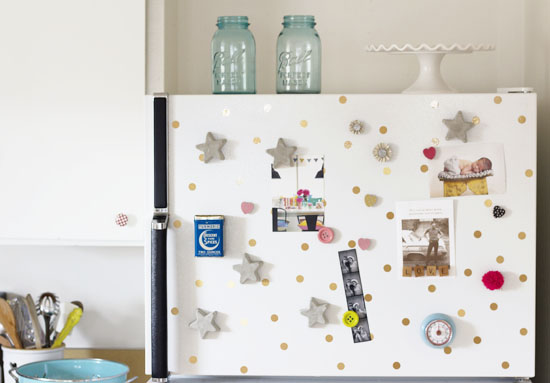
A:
115;213;129;227
318;227;334;244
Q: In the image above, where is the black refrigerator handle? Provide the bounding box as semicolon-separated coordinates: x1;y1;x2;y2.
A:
151;95;168;382
151;216;168;381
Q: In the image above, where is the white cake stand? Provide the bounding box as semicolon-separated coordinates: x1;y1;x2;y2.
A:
365;43;495;94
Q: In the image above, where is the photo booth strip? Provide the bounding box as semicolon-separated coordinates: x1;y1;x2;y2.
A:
338;249;372;343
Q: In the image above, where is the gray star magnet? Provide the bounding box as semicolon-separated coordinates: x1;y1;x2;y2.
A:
233;253;262;284
266;138;297;169
300;297;328;327
443;111;475;143
196;132;227;163
189;308;220;338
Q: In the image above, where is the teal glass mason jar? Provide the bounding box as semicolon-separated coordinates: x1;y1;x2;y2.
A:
276;15;321;94
211;16;256;94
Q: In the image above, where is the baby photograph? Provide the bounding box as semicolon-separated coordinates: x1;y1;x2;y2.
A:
428;143;506;198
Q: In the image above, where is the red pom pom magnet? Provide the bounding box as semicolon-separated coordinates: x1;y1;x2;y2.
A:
482;270;504;290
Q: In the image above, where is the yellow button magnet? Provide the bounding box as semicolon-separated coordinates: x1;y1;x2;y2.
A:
342;310;359;327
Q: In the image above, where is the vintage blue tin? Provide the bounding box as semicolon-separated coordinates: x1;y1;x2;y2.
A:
194;215;224;257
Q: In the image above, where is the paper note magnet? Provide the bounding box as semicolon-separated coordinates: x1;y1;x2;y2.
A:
482;270;504;290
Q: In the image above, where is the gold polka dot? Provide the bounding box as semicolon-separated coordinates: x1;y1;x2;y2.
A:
189;356;197;364
383;167;391;175
518;115;526;124
525;169;533;177
370;333;374;339
364;294;373;302
473;336;482;344
344;140;352;149
496;256;504;264
199;154;204;162
502;361;510;369
262;279;270;286
222;108;230;116
494;96;502;104
301;243;309;251
402;318;410;326
458;309;465;317
323;199;327;206
300;120;308;128
348;240;356;248
240;366;248;374
296;275;304;283
339;96;347;104
393;362;400;370
171;121;180;128
352;186;361;194
428;284;436;293
227;281;235;288
188;183;196;191
519;274;528;282
464;269;472;277
490;302;498;311
171;307;179;315
472;116;480;125
195;280;203;287
520;328;528;336
444;346;452;354
253;137;261;144
337;363;345;370
271;314;279;322
383;264;392;272
329;283;337;291
386;212;395;220
420;164;429;173
379;126;388;134
280;342;288;350
518;232;526;240
432;137;440;146
484;199;493;207
249;238;257;246
325;334;333;342
240;319;248;326
474;230;482;238
173;220;182;228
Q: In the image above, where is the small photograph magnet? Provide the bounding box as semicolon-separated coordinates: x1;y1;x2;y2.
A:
343;272;363;297
339;251;359;274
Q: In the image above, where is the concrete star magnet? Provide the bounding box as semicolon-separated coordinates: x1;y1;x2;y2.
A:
233;253;262;284
266;138;297;169
300;297;328;327
443;111;475;143
196;132;227;163
189;308;220;338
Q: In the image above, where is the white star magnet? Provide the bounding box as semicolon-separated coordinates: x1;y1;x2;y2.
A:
189;308;220;339
443;111;475;143
300;297;328;327
232;253;262;284
196;132;227;163
266;138;297;169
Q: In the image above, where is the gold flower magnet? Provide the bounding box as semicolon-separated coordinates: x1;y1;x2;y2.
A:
373;143;392;162
349;120;365;135
364;194;377;207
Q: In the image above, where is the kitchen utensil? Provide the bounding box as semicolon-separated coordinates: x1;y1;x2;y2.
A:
25;295;42;349
7;295;35;348
51;306;82;349
37;293;58;348
0;333;12;347
0;298;22;349
2;346;65;383
9;359;136;383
